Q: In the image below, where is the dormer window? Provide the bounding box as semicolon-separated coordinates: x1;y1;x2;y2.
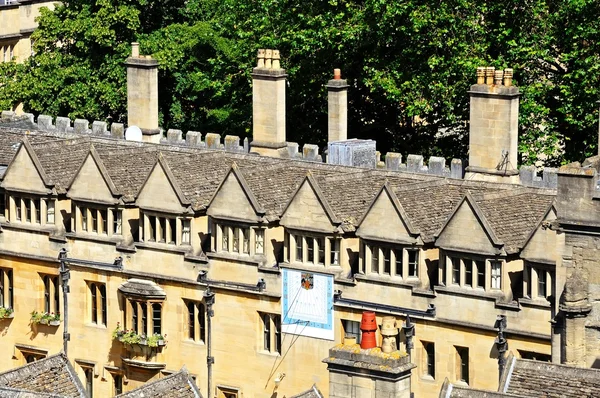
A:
361;241;420;279
75;203;122;237
441;252;503;291
285;232;341;267
8;195;55;226
213;222;265;256
139;211;192;246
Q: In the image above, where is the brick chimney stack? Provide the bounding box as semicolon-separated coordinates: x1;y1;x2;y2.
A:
126;42;161;143
327;68;349;143
465;66;520;183
250;48;287;156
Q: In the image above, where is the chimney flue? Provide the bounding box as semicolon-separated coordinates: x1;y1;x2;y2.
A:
485;66;495;85
131;42;139;58
503;68;513;87
476;67;485;85
257;49;265;68
334;68;341;80
327;68;349;143
494;70;504;86
264;49;273;69
360;311;377;349
272;50;281;69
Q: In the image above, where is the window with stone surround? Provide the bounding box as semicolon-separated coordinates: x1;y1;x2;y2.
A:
139;211;191;246
422;341;435;379
259;312;281;355
517;349;551;362
342;319;361;343
123;298;162;336
455;346;469;384
8;195;55;225
213;221;265;256
524;262;554;300
75;203;122;237
441;252;502;292
88;282;107;326
361;241;421;279
0;268;14;310
285;231;341;267
185;300;206;343
42;274;60;314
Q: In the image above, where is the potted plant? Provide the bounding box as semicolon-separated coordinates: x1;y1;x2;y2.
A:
30;311;44;324
0;307;13;319
48;312;61;326
147;333;166;347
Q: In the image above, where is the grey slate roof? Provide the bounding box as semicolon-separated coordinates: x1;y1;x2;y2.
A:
501;355;600;398
0;353;86;397
0;125;556;247
290;384;324;398
116;369;202;398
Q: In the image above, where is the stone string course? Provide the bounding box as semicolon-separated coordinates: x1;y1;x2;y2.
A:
0;110;559;187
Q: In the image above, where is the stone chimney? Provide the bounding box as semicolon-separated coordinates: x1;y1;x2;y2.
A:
126;42;161;143
250;48;287;156
465;66;520;183
327;68;349;143
323;313;415;398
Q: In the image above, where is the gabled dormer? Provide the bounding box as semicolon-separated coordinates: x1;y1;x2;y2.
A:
67;145;126;241
435;193;505;293
356;182;423;281
280;173;343;269
1;139;57;229
135;154;194;248
207;163;267;258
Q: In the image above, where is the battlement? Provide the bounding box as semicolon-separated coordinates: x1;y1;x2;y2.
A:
0;110;558;188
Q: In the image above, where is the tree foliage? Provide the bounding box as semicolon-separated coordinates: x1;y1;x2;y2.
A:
1;0;600;164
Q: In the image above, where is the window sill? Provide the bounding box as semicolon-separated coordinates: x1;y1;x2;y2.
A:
518;297;552;309
1;221;56;235
135;241;192;255
454;381;469;388
435;284;505;300
279;261;341;276
207;251;266;266
65;232;122;245
420;375;436;383
85;322;108;330
257;350;280;358
182;339;205;347
354;273;420;288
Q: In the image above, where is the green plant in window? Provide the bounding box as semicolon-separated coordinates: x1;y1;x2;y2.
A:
146;333;166;347
0;307;13;318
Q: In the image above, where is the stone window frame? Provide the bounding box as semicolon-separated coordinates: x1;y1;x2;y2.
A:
213;220;265;257
1;42;16;63
123;297;163;336
258;312;281;355
0;267;14;310
440;251;503;292
74;202;122;237
342;319;361;343
139;210;191;246
455;345;470;385
7;194;54;226
523;262;555;300
216;386;240;398
41;273;60;314
421;340;436;379
184;299;206;344
360;239;421;280
284;229;342;268
87;282;107;327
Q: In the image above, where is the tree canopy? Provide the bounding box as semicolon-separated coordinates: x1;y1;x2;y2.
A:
1;0;599;165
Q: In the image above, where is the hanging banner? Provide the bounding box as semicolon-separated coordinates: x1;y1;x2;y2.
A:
281;268;334;340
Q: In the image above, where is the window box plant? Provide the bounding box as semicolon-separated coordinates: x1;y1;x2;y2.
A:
31;311;61;326
112;324;166;347
0;307;14;319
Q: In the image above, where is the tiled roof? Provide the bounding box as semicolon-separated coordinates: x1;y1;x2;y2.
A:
475;191;554;254
502;356;600;398
31;138;91;193
0;126;557;245
116;369;202;398
290;384;324;398
0;353;86;397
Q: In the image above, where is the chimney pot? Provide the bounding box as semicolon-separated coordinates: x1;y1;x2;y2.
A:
334;68;341;80
360;311;378;349
504;68;513;87
264;49;273;69
494;70;504;86
476;67;485;85
131;42;139;58
485;66;495;85
257;49;265;68
272;49;281;69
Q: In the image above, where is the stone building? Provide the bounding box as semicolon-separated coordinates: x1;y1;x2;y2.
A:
0;47;594;398
0;0;56;64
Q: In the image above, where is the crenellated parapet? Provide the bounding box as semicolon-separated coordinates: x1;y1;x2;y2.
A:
277;142;323;162
519;165;558;189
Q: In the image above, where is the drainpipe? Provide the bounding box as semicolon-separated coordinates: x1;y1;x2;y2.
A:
58;248;70;356
494;315;508;386
204;288;215;398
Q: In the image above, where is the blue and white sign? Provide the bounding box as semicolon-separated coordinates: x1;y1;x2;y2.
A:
282;268;334;340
